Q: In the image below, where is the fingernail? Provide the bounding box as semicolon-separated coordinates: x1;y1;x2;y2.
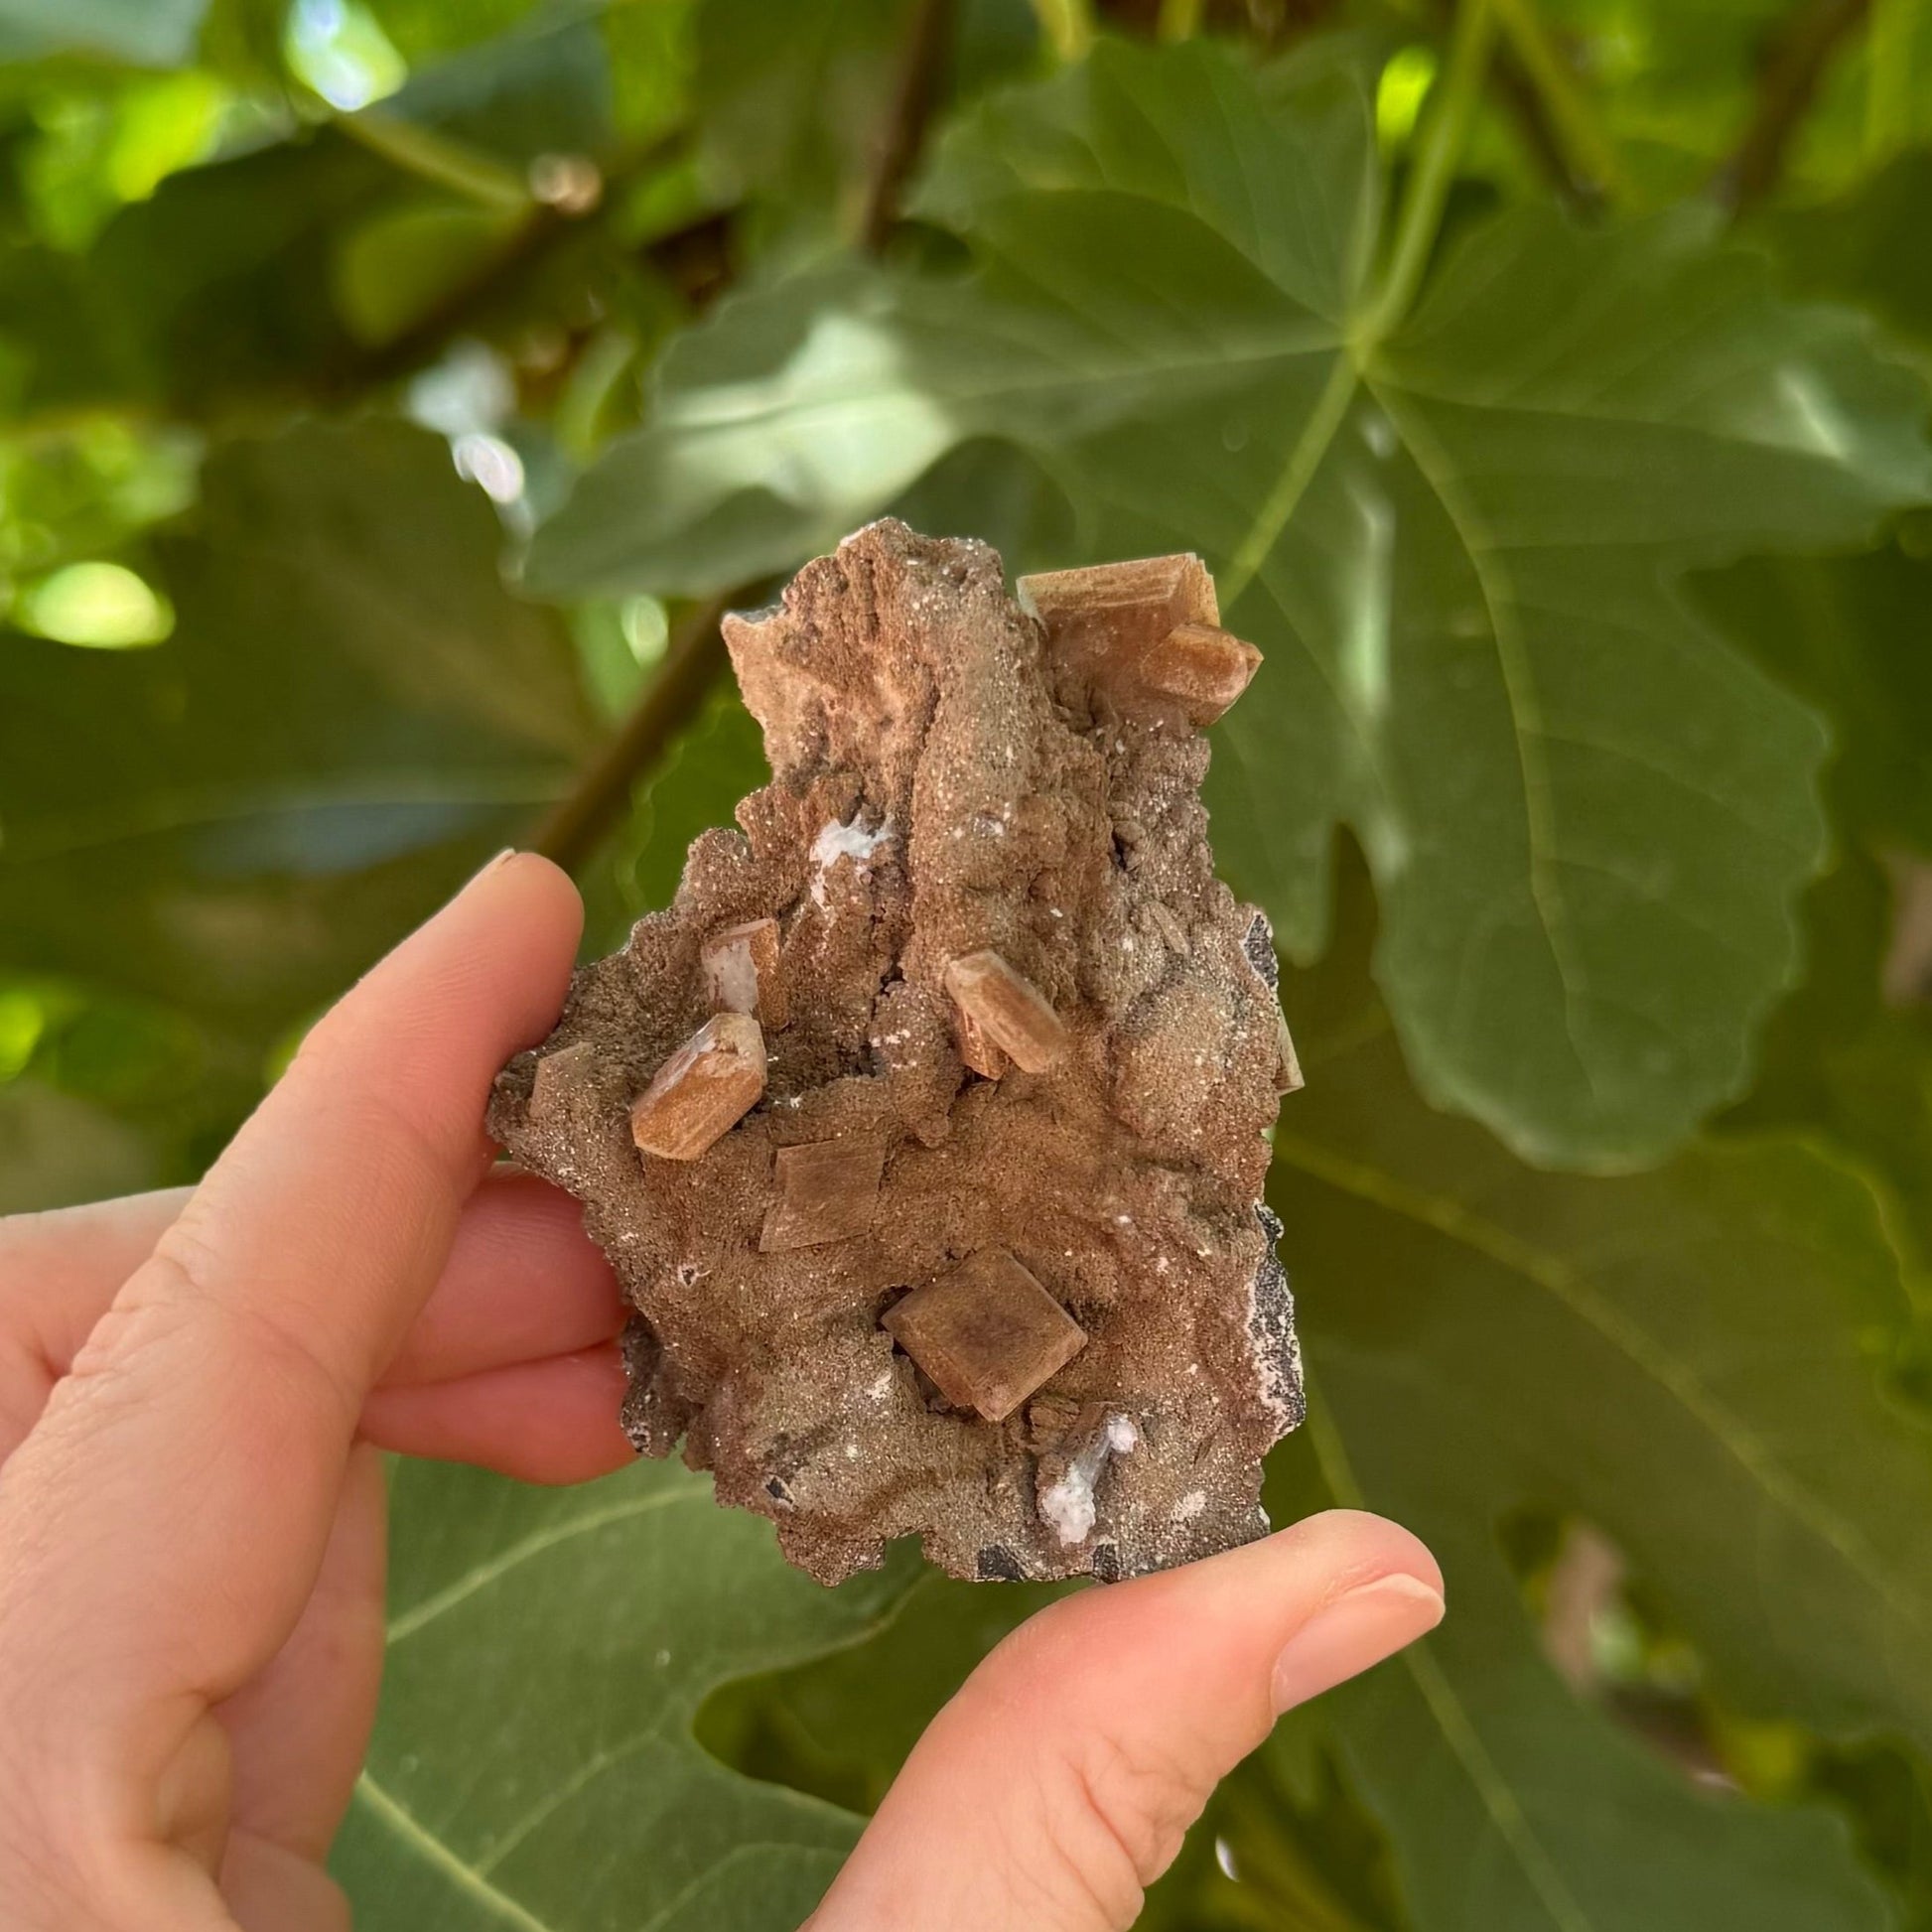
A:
470;847;519;885
1271;1573;1445;1713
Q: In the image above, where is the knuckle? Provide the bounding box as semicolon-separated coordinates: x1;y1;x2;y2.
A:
0;1333;57;1466
1068;1725;1203;1886
996;1727;1203;1929
75;1243;358;1442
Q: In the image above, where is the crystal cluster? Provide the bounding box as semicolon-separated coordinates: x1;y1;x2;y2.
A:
490;519;1303;1584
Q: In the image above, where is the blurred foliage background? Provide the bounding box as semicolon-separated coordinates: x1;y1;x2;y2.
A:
3;0;1932;1925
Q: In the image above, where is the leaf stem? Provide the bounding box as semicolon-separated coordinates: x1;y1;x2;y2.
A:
1031;0;1095;62
1865;0;1922;156
1717;0;1871;213
1486;0;1624;204
532;591;741;874
336;109;533;212
1359;0;1497;345
860;0;957;252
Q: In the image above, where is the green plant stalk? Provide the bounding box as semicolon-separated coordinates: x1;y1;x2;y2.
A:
1225;0;1499;604
1866;0;1923;155
337;109;534;212
1487;0;1624;201
1031;0;1095;61
1359;0;1498;345
1159;0;1207;40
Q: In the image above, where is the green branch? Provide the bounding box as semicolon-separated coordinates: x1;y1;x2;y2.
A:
1360;0;1497;345
337;109;533;212
1866;0;1925;156
1031;0;1095;61
1488;0;1625;204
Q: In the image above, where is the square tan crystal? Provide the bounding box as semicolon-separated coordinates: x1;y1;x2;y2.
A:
884;1248;1087;1423
760;1136;887;1251
629;1012;766;1162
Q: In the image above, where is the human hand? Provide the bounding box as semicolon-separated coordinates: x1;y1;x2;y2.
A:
0;855;1442;1931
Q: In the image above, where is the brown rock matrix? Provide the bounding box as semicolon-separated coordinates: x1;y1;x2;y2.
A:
489;520;1305;1585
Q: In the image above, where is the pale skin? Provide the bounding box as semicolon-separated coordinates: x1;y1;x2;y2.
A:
0;854;1444;1931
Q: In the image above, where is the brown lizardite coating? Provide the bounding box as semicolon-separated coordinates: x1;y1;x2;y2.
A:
490;518;1305;1585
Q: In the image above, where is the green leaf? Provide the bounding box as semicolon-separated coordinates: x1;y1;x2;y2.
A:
574;681;770;956
1758;146;1932;378
395;13;615;167
1695;538;1932;855
0;1078;155;1211
686;0;1034;247
333;199;522;346
1269;969;1932;1927
334;1456;921;1932
528;40;1931;1167
0;131;394;418
365;0;545;64
0;421;594;1054
0;0;207;67
698;1570;1061;1817
692;0;910;218
1726;854;1932;1280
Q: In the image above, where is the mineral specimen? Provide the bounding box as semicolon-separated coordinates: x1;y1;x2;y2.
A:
489;518;1304;1585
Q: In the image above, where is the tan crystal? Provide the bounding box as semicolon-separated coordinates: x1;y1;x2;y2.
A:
954;1002;1011;1080
760;1136;888;1251
629;1012;766;1162
1276;1011;1305;1094
1019;554;1261;727
943;951;1068;1075
884;1248;1087;1423
701;916;787;1030
1148;622;1262;725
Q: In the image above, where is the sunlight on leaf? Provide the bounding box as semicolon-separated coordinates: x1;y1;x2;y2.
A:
1375;45;1438;150
287;0;406;111
0;988;47;1082
17;560;173;647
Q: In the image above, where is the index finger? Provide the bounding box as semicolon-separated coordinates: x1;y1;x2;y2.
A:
0;853;582;1734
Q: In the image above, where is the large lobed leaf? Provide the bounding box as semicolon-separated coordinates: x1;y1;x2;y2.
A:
0;421;595;1057
527;40;1932;1169
334;1457;920;1932
1267;905;1932;1929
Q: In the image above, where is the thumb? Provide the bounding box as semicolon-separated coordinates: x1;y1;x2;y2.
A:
808;1509;1443;1932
